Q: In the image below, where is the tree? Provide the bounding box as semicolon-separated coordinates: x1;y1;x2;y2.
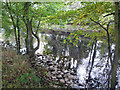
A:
46;2;119;88
111;2;120;89
2;2;65;57
2;2;22;54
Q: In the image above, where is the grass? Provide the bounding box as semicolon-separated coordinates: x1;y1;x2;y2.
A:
2;48;57;88
2;48;42;88
2;47;68;88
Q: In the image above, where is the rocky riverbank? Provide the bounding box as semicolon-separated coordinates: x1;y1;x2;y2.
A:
33;53;84;88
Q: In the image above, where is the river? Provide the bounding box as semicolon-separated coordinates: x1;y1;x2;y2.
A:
1;31;120;88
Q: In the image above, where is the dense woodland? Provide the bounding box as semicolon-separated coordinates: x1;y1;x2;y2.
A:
1;1;120;89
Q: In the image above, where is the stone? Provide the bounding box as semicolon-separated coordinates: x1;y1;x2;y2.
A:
67;81;72;85
66;72;71;76
46;60;52;64
51;71;56;75
54;67;57;72
63;70;69;73
57;70;61;73
70;72;76;76
48;66;55;72
37;62;41;65
73;84;78;87
47;62;53;66
64;78;69;82
52;76;56;79
53;85;58;88
59;79;65;83
69;75;77;80
61;72;64;75
57;75;62;79
54;78;58;81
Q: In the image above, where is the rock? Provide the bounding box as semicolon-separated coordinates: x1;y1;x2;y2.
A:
47;62;54;66
36;53;41;57
67;81;72;85
78;83;83;86
53;85;58;88
65;72;71;77
52;76;56;79
70;72;76;76
51;71;56;75
69;75;77;80
54;67;57;72
61;72;64;75
64;78;69;82
36;62;41;65
59;79;65;83
42;56;46;60
57;70;62;75
57;75;62;79
63;70;69;73
53;61;56;63
48;66;55;72
46;60;52;64
72;84;78;87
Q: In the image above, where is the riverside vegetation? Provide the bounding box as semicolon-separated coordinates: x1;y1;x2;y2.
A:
2;47;65;88
1;1;120;89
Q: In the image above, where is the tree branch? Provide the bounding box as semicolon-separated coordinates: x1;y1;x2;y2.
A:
106;20;114;66
36;20;40;34
30;19;40;52
103;12;115;18
107;20;114;31
90;18;107;31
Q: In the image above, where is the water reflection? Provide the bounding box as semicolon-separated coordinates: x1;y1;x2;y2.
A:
35;32;114;88
1;30;118;88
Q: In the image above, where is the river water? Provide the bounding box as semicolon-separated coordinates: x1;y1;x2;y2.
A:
1;31;120;88
33;32;116;88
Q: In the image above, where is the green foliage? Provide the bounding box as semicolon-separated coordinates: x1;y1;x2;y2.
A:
2;48;41;88
60;2;115;46
2;48;63;88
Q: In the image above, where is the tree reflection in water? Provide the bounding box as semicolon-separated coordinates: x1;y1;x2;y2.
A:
36;32;115;88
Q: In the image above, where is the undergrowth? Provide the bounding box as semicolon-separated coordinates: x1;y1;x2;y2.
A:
2;48;57;88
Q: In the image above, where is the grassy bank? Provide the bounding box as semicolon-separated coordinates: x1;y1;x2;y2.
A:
2;48;59;88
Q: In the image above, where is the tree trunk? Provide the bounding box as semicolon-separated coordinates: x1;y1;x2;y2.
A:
87;38;97;86
23;2;34;56
16;15;21;54
6;2;20;54
111;2;120;89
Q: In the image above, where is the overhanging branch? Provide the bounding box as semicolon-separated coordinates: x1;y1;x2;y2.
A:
90;18;107;31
